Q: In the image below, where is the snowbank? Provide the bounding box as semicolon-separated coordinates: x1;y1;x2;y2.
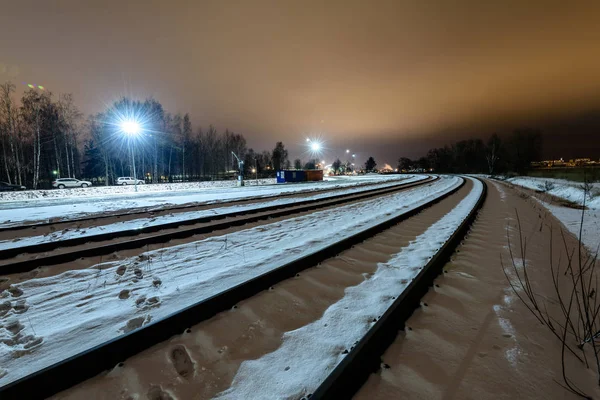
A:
499;176;600;254
507;176;600;209
0;176;458;386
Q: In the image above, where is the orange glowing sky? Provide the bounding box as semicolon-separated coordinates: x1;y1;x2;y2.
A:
2;0;600;163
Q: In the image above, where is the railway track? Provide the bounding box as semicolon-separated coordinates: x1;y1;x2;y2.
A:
0;176;485;399
0;177;421;235
0;176;436;275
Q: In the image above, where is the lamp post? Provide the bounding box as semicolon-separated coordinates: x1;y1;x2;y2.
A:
121;120;141;192
307;141;323;170
231;151;244;186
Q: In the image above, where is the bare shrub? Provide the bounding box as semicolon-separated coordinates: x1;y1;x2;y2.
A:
503;199;599;398
537;180;556;193
582;180;596;201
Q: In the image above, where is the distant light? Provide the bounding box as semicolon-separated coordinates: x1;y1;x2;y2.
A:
311;142;321;152
352;154;355;158
306;138;310;142
27;84;34;89
346;149;350;153
121;120;141;135
52;170;58;175
38;85;45;90
251;168;256;173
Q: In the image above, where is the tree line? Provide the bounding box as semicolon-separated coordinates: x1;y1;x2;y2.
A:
398;129;543;175
0;81;295;188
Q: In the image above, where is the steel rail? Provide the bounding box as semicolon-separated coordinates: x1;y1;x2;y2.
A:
0;178;466;399
0;177;437;274
310;177;487;400
0;178;423;233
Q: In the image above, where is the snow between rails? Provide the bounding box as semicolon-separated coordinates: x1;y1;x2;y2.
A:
218;177;484;399
0;176;460;387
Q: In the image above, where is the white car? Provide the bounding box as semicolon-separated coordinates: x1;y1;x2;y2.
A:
117;177;145;185
52;178;92;189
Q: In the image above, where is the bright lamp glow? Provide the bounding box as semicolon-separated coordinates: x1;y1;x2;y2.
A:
311;142;321;151
121;120;141;135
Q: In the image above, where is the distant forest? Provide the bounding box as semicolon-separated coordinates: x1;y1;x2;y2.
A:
0;82;293;188
397;130;544;176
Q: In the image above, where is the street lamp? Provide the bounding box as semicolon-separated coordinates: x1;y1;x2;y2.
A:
231;151;244;186
121;120;141;192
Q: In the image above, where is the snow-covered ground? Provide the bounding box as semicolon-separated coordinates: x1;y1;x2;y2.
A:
503;176;600;253
0;175;413;228
0;179;275;202
507;176;600;209
0;175;427;252
219;178;483;399
0;176;460;386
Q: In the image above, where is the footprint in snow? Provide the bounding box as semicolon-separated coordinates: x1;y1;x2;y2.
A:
170;345;195;378
0;318;44;358
120;317;146;333
147;385;174;400
0;300;11;317
134;295;161;310
12;299;29;314
7;286;23;298
120;315;152;334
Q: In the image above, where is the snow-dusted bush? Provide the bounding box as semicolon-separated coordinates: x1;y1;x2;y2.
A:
537;181;555;193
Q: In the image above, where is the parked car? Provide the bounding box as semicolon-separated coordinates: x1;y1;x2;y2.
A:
117;177;145;185
52;178;92;189
0;181;26;191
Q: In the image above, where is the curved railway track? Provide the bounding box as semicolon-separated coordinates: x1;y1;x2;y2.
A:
0;176;486;399
0;176;436;275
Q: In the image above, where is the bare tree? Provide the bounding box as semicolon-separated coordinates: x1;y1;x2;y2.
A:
182;113;192;181
486;133;501;175
58;93;83;178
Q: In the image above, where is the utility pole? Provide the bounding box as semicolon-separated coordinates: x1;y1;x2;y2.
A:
231;151;244;187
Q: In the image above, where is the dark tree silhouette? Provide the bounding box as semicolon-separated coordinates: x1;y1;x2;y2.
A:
332;158;342;174
272;141;288;171
486;133;502;175
508;129;542;174
304;160;316;170
397;157;412;171
365;156;377;172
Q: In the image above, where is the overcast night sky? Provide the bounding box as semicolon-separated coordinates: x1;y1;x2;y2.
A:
1;0;600;164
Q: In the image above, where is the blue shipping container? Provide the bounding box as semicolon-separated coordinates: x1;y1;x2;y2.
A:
277;170;307;183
